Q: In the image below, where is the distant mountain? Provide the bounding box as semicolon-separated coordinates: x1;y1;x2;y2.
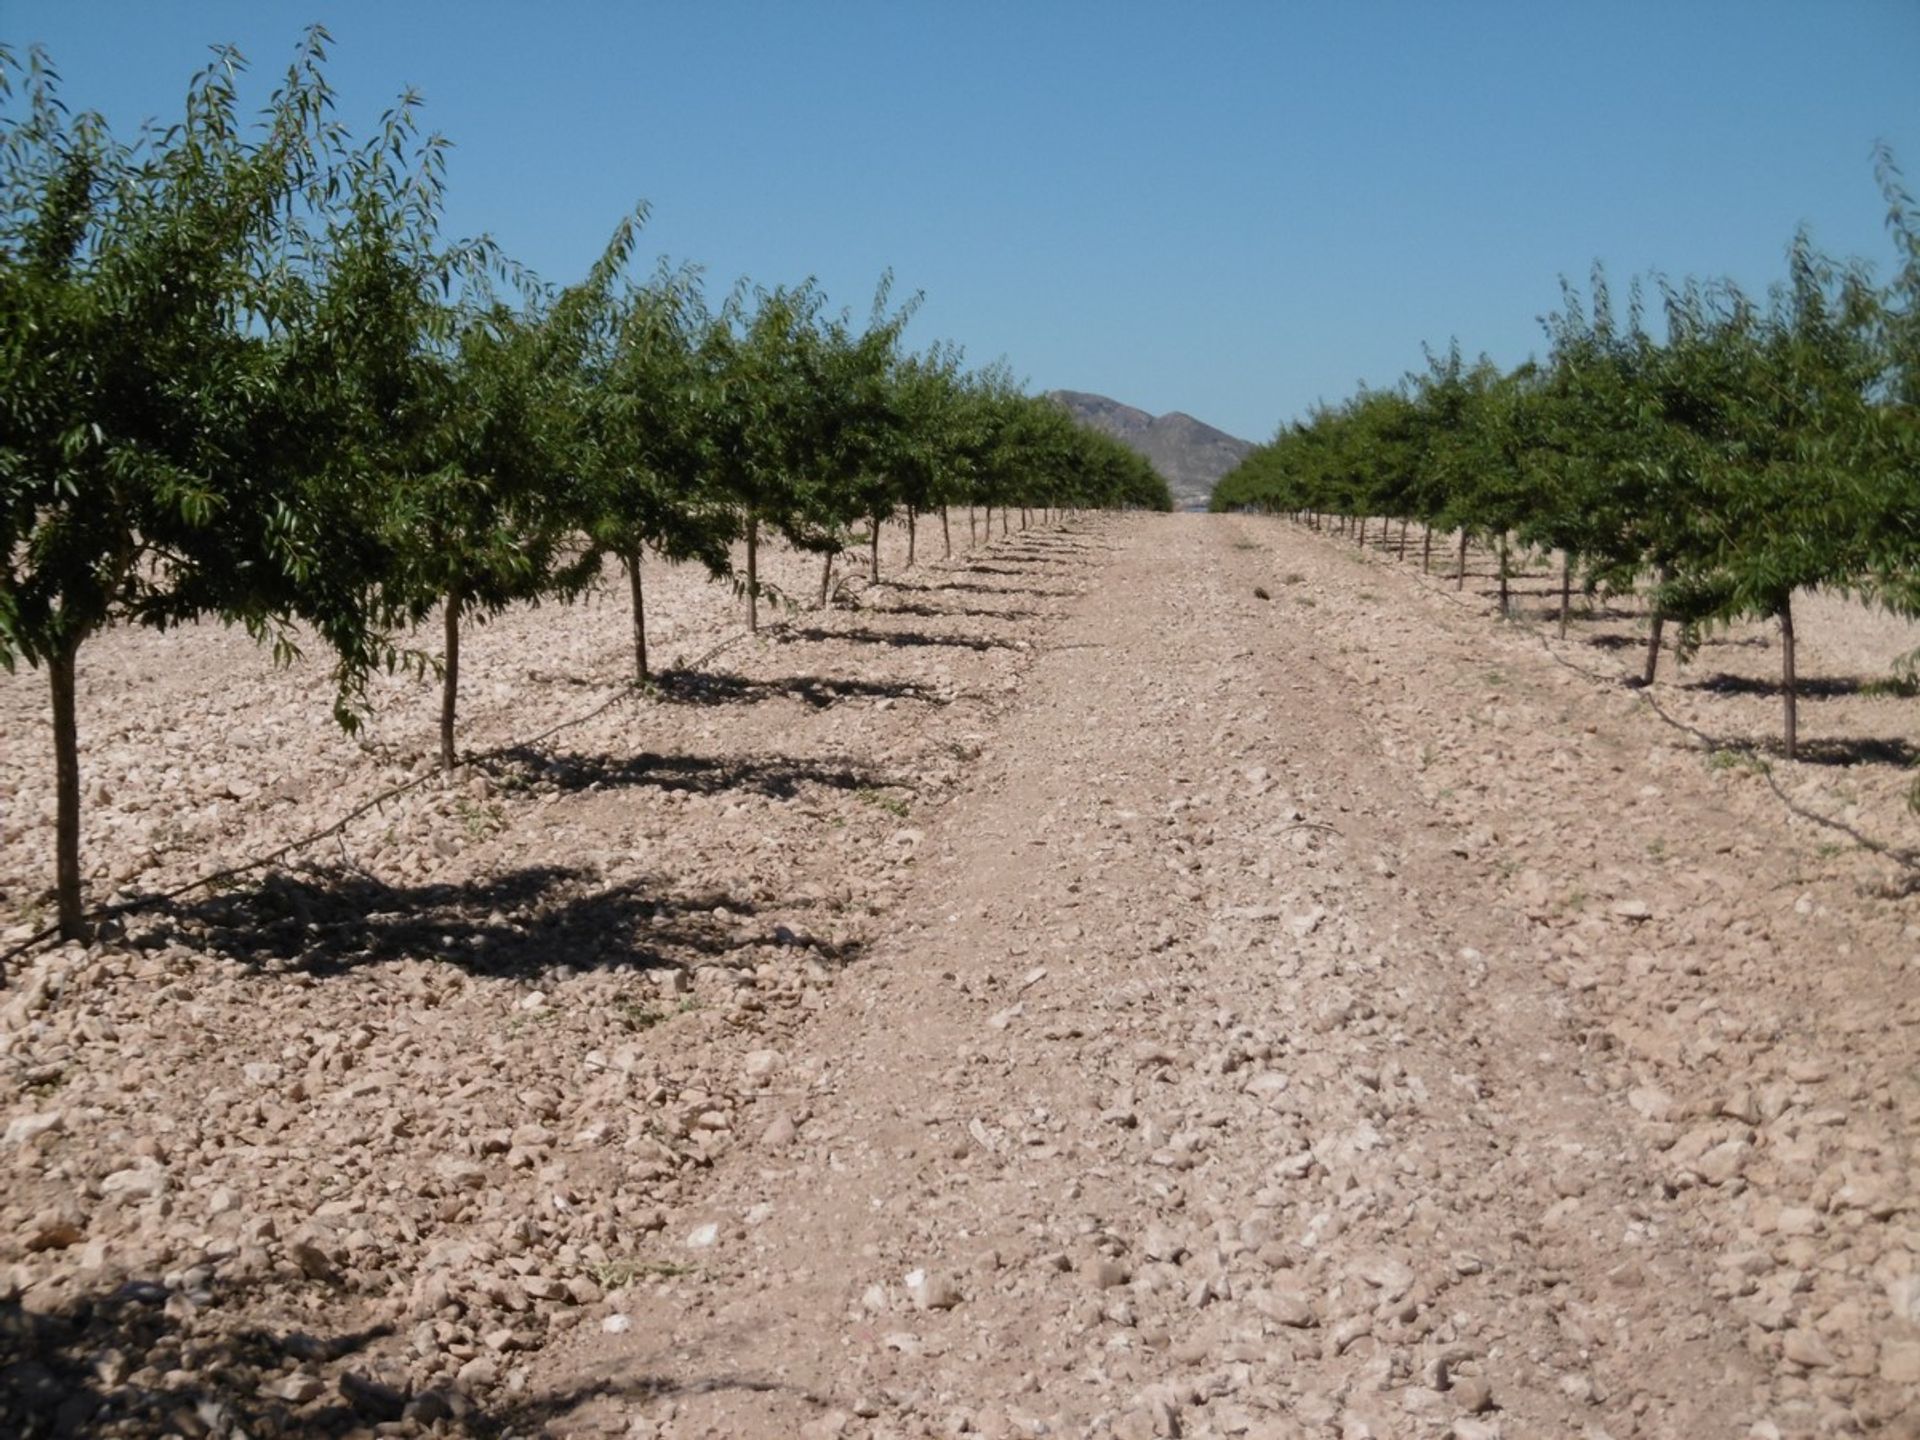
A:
1046;390;1254;511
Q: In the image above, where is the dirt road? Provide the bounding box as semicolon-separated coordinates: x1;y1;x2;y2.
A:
524;517;1918;1438
3;516;1916;1439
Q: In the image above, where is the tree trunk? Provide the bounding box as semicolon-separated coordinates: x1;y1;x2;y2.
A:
49;642;87;942
1780;597;1798;760
969;506;977;546
870;514;882;581
1398;517;1409;558
440;588;462;772
1422;525;1433;573
1498;534;1511;617
1456;530;1468;588
1020;506;1029;530
1001;507;1009;536
625;549;649;682
941;506;952;558
1643;566;1670;686
907;507;917;567
746;513;760;632
819;550;834;608
1356;515;1367;549
1558;553;1572;639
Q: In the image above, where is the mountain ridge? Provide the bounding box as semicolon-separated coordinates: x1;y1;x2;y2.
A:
1045;390;1253;510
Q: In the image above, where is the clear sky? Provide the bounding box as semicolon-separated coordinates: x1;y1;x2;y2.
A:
8;2;1918;441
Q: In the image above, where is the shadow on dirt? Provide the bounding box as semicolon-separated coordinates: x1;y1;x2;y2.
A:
0;1282;816;1438
859;600;1038;621
649;669;945;709
139;864;754;979
886;579;1076;598
772;625;1016;652
0;1282;400;1439
1758;735;1920;768
1687;671;1914;700
485;746;892;798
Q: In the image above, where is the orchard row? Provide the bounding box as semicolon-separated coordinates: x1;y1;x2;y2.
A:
1213;155;1920;761
1;32;1170;941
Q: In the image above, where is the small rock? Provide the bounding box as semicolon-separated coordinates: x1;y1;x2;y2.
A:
762;1114;798;1148
905;1268;963;1311
686;1222;719;1249
264;1373;326;1404
1880;1341;1920;1384
1783;1329;1835;1368
3;1111;65;1147
1451;1376;1494;1414
100;1165;167;1202
1252;1285;1316;1328
22;1210;84;1253
1087;1258;1132;1290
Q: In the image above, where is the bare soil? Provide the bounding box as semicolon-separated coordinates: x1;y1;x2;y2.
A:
2;514;1916;1440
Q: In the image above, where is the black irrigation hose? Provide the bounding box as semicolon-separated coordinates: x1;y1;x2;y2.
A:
1269;516;1920;876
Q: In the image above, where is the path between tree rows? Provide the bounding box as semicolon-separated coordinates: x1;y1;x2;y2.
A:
528;516;1919;1439
3;515;1915;1440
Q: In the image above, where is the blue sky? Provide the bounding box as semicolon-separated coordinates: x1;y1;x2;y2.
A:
9;2;1917;441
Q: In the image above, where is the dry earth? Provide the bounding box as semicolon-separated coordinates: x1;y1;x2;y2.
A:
2;513;1917;1440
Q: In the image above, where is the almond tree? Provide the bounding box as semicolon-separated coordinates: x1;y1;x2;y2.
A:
0;35;409;939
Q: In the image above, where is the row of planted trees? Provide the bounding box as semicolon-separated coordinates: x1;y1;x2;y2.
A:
1213;156;1920;762
0;34;1172;942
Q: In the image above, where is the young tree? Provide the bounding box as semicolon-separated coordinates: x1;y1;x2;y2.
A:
0;35;408;939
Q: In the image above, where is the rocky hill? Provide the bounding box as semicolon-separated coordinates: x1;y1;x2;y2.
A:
1046;390;1253;510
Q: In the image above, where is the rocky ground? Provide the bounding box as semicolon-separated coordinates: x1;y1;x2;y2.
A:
2;513;1916;1439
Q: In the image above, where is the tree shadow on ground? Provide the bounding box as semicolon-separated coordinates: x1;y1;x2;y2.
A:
886;578;1075;597
1;1281;400;1439
0;1281;818;1439
1587;633;1643;651
772;625;1015;652
139;864;755;979
1758;734;1920;767
1687;671;1912;700
485;746;893;798
859;600;1038;621
650;668;947;709
962;562;1071;578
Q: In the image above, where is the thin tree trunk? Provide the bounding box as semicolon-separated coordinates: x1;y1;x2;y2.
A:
1020;506;1029;530
1001;507;1009;536
1423;524;1433;573
1356;515;1367;549
969;505;977;546
1456;530;1468;588
1398;517;1409;558
819;550;833;608
440;587;462;772
1780;597;1798;760
870;514;882;581
49;642;86;941
746;514;759;633
625;549;649;682
941;506;951;557
907;507;917;567
1643;565;1670;686
1558;553;1572;639
1498;534;1511;617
